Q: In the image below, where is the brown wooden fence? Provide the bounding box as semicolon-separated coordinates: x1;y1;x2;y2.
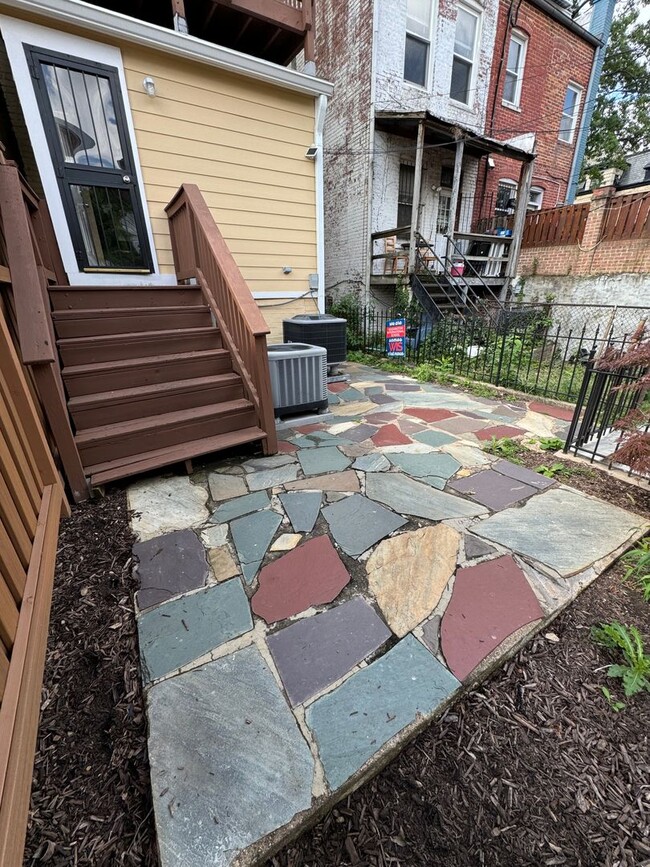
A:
522;202;590;248
601;191;650;241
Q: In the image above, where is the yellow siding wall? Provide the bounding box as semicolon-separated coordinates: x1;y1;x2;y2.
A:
120;46;319;338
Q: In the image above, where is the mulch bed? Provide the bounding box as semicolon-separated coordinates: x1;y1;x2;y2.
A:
24;490;158;866
23;458;650;867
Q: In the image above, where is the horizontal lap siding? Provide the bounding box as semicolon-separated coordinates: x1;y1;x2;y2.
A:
121;47;319;305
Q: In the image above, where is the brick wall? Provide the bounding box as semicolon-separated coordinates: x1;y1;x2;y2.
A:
475;0;596;216
316;0;374;301
518;187;650;277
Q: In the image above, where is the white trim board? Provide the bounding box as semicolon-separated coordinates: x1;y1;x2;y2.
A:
0;15;171;286
1;0;333;98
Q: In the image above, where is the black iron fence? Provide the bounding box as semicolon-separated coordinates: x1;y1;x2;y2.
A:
564;362;649;476
333;300;650;403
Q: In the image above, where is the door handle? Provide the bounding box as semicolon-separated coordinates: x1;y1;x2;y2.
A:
122;175;132;184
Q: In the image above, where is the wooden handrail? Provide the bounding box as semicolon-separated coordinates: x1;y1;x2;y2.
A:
165;184;278;455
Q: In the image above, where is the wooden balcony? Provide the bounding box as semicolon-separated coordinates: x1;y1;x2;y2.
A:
87;0;314;66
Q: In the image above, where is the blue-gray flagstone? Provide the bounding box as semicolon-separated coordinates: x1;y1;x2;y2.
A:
279;491;322;533
474;486;647;577
243;454;297;472
246;465;299;491
298;446;351;476
231;509;282;584
133;529;209;611
322;494;406;557
352;453;391;473
365;472;487;521
388;452;460;481
306;635;459;790
413;430;457;448
493;458;555;490
211;491;270;523
146;645;314;867
138;579;253;682
267;597;391;705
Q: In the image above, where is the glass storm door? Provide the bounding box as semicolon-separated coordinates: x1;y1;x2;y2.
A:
26;46;153;273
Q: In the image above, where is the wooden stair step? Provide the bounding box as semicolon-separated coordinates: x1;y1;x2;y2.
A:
75;398;258;466
52;306;211;338
62;349;233;396
87;426;267;487
58;326;221;365
49;284;202;310
69;373;245;429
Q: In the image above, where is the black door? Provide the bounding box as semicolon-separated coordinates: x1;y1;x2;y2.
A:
26;46;153;273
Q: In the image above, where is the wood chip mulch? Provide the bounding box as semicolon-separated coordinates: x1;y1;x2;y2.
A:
23;459;650;867
24;491;158;866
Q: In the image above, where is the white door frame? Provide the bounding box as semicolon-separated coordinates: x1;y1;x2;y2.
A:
0;15;174;285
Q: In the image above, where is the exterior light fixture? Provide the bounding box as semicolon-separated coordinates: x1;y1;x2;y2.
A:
305;144;318;160
143;77;156;97
283;265;293;274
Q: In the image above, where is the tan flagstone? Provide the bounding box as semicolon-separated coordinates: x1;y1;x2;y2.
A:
270;533;302;552
284;470;360;493
208;546;240;582
366;525;460;638
329;400;377;417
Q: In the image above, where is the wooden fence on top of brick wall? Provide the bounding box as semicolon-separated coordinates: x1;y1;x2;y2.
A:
601;191;650;241
522;202;590;248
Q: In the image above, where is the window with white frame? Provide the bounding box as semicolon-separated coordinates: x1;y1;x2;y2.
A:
450;4;480;104
528;187;544;211
495;179;517;213
404;0;433;87
559;84;582;143
503;31;527;107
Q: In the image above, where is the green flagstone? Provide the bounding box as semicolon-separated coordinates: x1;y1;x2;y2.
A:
413;429;457;448
138;580;253;683
211;491;270;523
306;635;459;790
298;446;351;475
322;494;406;557
388;452;460;480
231;510;282;585
279;491;322;532
146;645;313;867
366;472;487;521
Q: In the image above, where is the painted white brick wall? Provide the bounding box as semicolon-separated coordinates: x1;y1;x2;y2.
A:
374;0;498;134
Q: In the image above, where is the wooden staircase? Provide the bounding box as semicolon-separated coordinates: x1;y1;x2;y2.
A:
49;283;268;487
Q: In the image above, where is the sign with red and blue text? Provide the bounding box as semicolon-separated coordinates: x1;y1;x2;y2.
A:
386;317;407;357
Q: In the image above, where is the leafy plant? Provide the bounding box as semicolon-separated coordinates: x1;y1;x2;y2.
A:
482;436;524;463
537;436;565;452
534;462;573;479
591;621;650;697
621;538;650;602
601;686;626;713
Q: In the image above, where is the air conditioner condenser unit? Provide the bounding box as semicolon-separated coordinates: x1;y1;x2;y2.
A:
267;343;328;417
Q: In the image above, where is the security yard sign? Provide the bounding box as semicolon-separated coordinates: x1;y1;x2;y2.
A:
386;317;406;357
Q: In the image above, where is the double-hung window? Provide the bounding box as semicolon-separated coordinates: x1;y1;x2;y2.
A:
559;84;582;143
397;163;416;236
503;31;527;108
450;4;480;104
404;0;433;87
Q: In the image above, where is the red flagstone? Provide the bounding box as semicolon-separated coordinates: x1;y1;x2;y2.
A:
294;423;326;434
529;401;574;422
475;424;526;441
365;412;398;423
371;424;412;446
278;440;298;454
398;418;426;434
251;536;351;623
327;381;349;394
440;555;543;681
404;407;456;422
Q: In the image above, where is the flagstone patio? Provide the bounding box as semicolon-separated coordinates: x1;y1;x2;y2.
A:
127;364;649;867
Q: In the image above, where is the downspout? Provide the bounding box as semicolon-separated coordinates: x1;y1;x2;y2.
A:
364;0;379;300
566;0;614;202
314;93;327;312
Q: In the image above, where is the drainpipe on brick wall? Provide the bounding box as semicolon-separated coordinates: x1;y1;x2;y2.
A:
566;0;615;202
314;93;327;312
364;0;380;301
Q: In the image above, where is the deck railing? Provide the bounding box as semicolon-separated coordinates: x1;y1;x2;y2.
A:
0;234;68;866
166;184;278;455
0;151;87;502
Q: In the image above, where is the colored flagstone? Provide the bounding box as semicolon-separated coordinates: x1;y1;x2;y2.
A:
138;579;253;682
365;473;487;521
448;469;538;510
475;424;526;441
366;525;460;637
134;529;209;610
146;646;313;867
243;454;297;472
246;464;299;491
464;534;496;560
322;494;407;557
344;423;380;442
440;555;543;680
211;490;270;524
405;407;456;423
128;476;209;542
474;487;647;577
267;597;391;705
306;635;459;790
284;470;360;493
251;535;351;623
432;416;490;435
352;453;391;473
279;491;322;532
208;472;248;502
388;451;461;481
371;424;412;446
493;459;555;490
413;429;457;448
230;509;282;585
529;400;574;421
298;445;351;475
